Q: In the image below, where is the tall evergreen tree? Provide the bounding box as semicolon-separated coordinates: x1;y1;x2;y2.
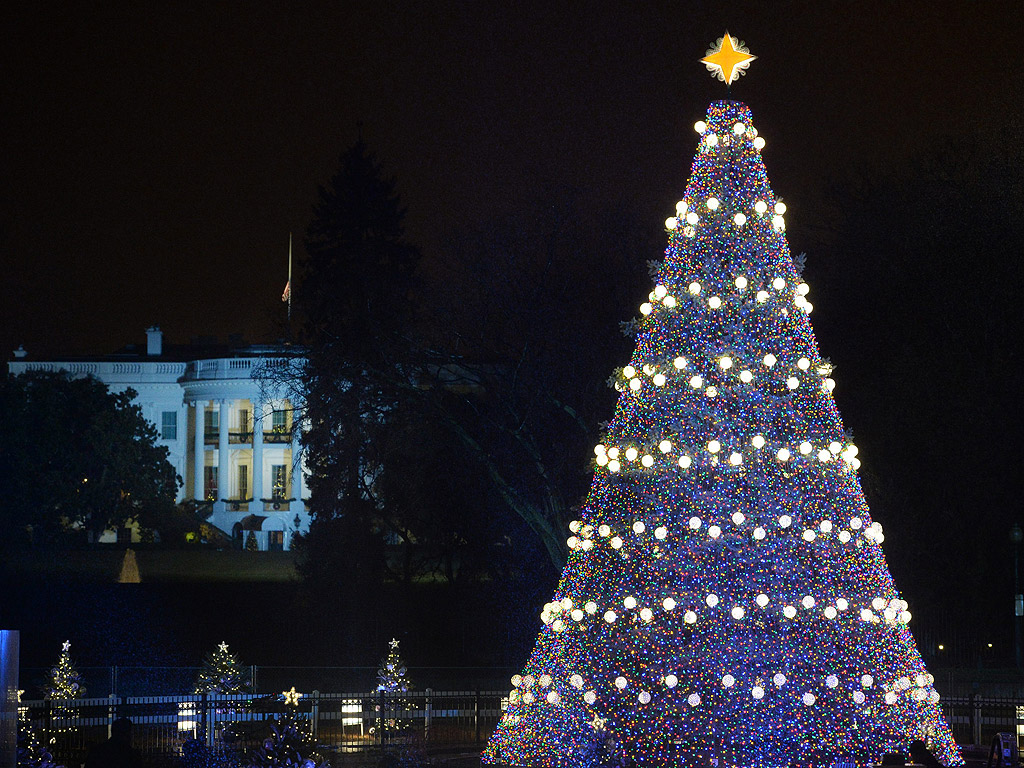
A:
43;641;84;737
297;140;420;584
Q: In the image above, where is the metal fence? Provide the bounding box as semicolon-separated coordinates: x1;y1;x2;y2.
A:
21;689;505;767
25;690;1024;767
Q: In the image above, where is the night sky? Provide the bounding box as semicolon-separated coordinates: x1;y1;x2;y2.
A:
3;1;1021;358
3;2;1024;666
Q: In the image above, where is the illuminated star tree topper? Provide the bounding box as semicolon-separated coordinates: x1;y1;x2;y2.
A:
701;31;756;86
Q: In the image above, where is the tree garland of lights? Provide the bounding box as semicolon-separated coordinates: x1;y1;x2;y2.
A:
373;638;414;735
484;38;961;768
195;641;252;695
43;641;84;737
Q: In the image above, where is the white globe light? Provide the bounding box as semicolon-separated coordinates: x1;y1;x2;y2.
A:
732;511;745;525
639;303;653;316
735;275;748;289
802;529;816;542
753;136;766;150
756;290;769;303
733;122;746;134
722;675;735;688
638;691;651;704
798;357;810;370
625;447;639;461
763;353;777;367
754;200;768;214
688;281;701;294
829;441;842;454
777;448;791;462
640;608;653;621
688;516;702;530
753;527;766;541
772;214;785;231
615;676;627;690
705;386;718;398
570;674;584;688
623;596;637;609
719;356;733;369
663;597;677;611
775;202;787;214
756;593;770;607
687;693;701;706
694;121;707;134
652;373;666;387
729;452;743;466
678;455;692;469
633;521;646;534
733;213;747;226
740;370;753;383
853;690;866;704
850;517;863;530
610;536;623;549
689;375;703;388
585;601;598;614
540;674;551;687
604;611;616;623
707;197;720;210
522;692;535;704
665;217;678;230
797;282;810;296
511;674;523;687
751;686;765;699
708;525;722;539
885;691;898;705
817;449;831;462
707;440;721;454
675;200;688;214
641;454;655;467
654;526;668;539
731;606;745;619
773;673;786;687
708;296;722;309
819;520;833;533
824;606;838;619
838;531;851;543
659;440;672;453
706;134;719;147
665;674;678;688
598;524;610;537
836;598;849;611
872;597;886;610
752;434;765;448
546;690;560;703
584;690;597;704
787;376;800;389
571;609;584;621
783;605;797;619
803;692;816;706
802;595;816;609
629;379;641;391
705;593;719;607
673;356;687;369
772;277;786;291
778;514;792;528
683;610;697;624
799;441;812;455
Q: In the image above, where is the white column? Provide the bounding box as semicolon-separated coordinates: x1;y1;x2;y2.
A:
252;400;265;511
217;399;229;508
192;400;207;501
290;409;302;501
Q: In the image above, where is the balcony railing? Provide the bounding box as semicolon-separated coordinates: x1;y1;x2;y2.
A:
229;431;253;444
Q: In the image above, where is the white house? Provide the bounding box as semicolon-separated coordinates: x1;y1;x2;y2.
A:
8;327;310;551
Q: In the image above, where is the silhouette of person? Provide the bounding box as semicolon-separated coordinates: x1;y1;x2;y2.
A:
85;716;143;768
909;739;941;768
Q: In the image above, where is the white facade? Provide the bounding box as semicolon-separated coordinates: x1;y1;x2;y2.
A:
8;328;310;551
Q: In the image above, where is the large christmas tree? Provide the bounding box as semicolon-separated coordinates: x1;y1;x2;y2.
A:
484;36;961;768
195;642;252;695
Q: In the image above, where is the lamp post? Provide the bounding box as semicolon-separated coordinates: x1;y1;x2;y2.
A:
1012;523;1023;669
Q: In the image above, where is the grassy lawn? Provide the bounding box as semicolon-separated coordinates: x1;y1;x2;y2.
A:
2;548;300;583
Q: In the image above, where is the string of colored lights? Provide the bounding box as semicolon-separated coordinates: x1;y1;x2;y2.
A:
483;100;962;768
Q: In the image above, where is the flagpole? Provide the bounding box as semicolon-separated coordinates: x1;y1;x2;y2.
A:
287;233;292;323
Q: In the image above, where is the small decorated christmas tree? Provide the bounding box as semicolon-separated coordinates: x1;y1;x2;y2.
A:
195;642;252;695
43;641;84;737
374;639;414;735
242;687;328;768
